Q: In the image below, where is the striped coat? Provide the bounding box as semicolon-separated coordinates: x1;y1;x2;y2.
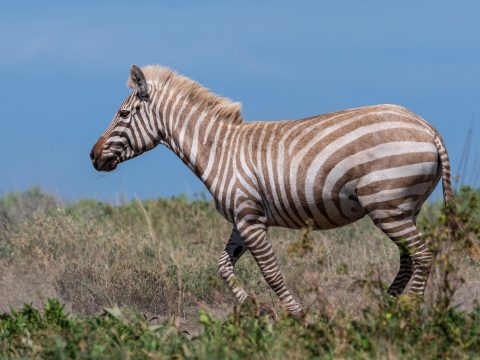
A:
91;65;477;316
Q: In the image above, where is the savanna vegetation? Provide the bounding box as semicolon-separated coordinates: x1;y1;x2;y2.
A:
0;187;479;358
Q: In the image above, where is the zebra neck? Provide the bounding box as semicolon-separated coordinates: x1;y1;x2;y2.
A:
163;105;240;195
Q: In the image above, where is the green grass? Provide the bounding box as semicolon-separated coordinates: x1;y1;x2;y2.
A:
1;299;480;359
0;186;479;358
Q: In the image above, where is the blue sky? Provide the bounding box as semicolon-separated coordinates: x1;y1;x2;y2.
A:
1;0;479;202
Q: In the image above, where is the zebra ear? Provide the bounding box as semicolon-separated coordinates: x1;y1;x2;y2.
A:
130;64;149;100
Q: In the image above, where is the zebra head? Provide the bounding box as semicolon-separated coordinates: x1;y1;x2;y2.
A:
90;65;160;172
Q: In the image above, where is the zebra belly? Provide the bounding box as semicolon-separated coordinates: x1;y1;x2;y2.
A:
260;158;439;230
261;182;365;230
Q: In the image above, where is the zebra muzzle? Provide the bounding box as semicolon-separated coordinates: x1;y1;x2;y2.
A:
90;138;118;172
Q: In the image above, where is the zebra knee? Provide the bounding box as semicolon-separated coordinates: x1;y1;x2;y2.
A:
412;249;433;270
217;251;233;280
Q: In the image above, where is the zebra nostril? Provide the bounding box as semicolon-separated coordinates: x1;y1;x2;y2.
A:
90;137;105;164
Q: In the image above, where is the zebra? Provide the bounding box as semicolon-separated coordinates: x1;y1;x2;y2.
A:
90;64;479;317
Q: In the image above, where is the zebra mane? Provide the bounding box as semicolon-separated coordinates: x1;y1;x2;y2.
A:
128;65;243;124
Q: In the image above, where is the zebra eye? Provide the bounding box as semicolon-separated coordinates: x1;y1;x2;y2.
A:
119;110;130;118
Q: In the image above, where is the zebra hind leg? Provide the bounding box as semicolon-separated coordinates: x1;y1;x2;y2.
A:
217;227;249;303
387;250;413;296
372;216;433;299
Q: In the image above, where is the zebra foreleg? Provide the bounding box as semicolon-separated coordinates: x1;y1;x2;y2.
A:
236;220;304;317
217;227;249;303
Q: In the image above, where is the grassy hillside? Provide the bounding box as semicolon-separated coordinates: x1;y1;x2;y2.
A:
0;187;479;358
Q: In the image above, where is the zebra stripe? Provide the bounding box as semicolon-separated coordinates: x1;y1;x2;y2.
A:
91;64;464;316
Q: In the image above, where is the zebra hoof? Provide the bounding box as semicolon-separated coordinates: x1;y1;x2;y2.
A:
289;310;306;321
237;296;257;316
257;304;277;320
397;294;422;309
238;297;275;319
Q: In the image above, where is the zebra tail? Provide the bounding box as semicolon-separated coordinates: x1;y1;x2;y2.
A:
434;134;480;263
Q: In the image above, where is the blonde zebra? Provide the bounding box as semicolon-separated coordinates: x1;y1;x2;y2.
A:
91;65;478;317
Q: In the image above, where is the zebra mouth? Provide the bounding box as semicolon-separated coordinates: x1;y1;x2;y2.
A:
94;156;118;172
102;158;118;172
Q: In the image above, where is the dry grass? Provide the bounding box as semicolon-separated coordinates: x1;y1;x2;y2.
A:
0;188;478;332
